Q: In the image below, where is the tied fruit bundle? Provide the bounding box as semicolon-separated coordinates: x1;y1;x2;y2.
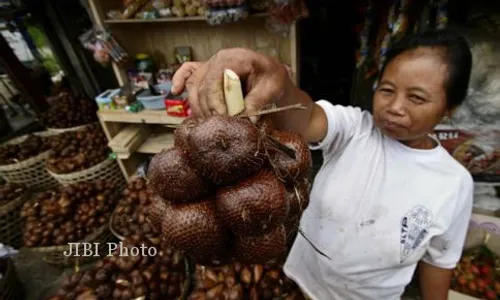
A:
0;182;24;206
112;177;158;238
0;134;51;165
451;248;500;299
189;261;305;300
42;92;98;129
46;236;187;300
46;124;110;174
147;115;312;266
20;180;118;247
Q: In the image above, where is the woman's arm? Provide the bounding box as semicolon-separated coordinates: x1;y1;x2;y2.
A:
272;78;328;143
418;261;453;300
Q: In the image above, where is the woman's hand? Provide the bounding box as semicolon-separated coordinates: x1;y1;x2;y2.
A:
171;48;290;122
171;47;327;142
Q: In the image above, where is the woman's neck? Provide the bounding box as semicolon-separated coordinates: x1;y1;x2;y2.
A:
400;135;437;150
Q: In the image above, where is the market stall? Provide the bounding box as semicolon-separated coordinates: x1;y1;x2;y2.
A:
0;1;313;299
0;0;499;299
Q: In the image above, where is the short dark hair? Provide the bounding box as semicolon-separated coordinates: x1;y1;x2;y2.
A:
380;29;472;109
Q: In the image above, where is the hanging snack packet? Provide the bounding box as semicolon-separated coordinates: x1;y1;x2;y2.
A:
267;0;308;36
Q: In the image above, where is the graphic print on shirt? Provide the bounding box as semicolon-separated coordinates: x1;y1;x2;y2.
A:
400;205;433;263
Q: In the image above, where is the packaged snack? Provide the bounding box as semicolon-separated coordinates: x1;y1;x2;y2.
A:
175;46;192;64
206;5;249;25
122;0;149;18
165;92;190;116
204;0;246;8
267;0;308;36
79;28;128;65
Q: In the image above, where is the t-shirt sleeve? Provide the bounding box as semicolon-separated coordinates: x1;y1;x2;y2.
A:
421;174;474;269
309;100;369;156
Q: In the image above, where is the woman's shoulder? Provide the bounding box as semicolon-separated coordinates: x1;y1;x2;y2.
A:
434;145;475;204
437;144;474;185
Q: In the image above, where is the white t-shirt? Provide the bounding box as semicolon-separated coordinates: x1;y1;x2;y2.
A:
283;100;474;300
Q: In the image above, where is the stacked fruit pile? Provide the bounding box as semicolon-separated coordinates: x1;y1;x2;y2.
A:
46;124;110;174
0;134;51;165
112;177;157;238
451;249;500;299
46;235;187;300
147;116;311;266
42;92;98;129
20;181;118;247
0;182;24;205
189;261;305;300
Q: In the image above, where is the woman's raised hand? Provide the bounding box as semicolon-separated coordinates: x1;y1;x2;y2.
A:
171;48;290;122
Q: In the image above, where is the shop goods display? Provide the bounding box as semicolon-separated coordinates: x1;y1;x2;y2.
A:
267;0;308;36
46;124;110;175
110;177;158;239
0;132;59;190
434;30;500;182
249;0;272;11
0;183;29;249
188;260;305;300
41;92;98;131
171;0;206;18
107;0;206;19
451;248;500;299
148;115;312;266
0;258;23;300
205;6;249;25
204;0;246;8
80;27;128;66
45;236;189;300
434;127;499;182
20;181;119;266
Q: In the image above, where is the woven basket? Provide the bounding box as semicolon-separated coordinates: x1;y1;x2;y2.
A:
46;122;96;134
0;258;23;300
0;132;60;191
0;190;31;249
28;223;118;267
47;158;126;188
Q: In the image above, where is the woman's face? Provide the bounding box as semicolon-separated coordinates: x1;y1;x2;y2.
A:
373;47;452;145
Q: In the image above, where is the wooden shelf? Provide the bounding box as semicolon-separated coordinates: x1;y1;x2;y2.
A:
137;131;174;154
98;109;186;125
104;13;268;24
105;16;205;23
89;0;298;182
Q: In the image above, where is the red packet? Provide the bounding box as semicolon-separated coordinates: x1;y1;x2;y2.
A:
165;98;189;117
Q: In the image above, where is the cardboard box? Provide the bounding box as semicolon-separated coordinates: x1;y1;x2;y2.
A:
469;212;500;235
449;290;481;300
433;127;500;182
449;224;500;299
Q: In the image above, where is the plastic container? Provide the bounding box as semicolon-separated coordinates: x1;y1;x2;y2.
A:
136;82;172;110
95;88;121;111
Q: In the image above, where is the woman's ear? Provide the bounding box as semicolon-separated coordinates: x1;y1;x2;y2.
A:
444;106;458;120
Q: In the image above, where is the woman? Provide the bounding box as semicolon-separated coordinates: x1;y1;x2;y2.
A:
171;29;474;300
